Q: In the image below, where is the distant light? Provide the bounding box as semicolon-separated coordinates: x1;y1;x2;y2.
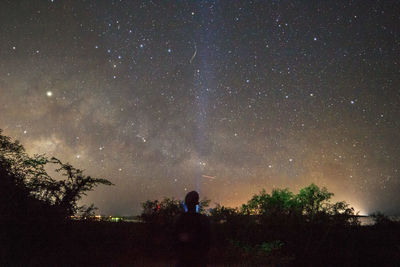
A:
289;158;293;162
350;100;355;104
313;37;317;41
76;155;81;159
46;91;53;97
12;46;16;50
23;130;27;134
167;48;172;53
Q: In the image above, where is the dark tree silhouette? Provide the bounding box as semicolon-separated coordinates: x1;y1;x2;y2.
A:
48;157;113;218
0;129;112;221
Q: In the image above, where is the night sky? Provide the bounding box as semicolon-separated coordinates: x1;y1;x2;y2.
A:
1;0;399;215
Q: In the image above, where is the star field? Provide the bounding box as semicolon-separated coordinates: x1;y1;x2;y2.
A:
0;0;399;215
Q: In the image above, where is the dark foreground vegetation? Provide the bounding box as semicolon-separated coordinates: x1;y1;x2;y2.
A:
1;130;399;266
3;215;400;266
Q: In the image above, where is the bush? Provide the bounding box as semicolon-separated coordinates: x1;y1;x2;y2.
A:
370;211;394;226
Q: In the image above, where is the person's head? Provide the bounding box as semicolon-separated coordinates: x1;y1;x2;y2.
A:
184;191;199;213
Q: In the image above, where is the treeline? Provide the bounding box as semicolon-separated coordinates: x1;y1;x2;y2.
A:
140;184;359;227
137;186;400;266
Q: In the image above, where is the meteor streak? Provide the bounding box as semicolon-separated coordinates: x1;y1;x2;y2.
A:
189;43;197;64
202;174;216;180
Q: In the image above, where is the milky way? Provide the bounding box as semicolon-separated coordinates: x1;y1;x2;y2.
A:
0;0;399;215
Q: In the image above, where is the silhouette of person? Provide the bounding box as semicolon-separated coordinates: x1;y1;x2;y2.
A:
173;191;211;267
